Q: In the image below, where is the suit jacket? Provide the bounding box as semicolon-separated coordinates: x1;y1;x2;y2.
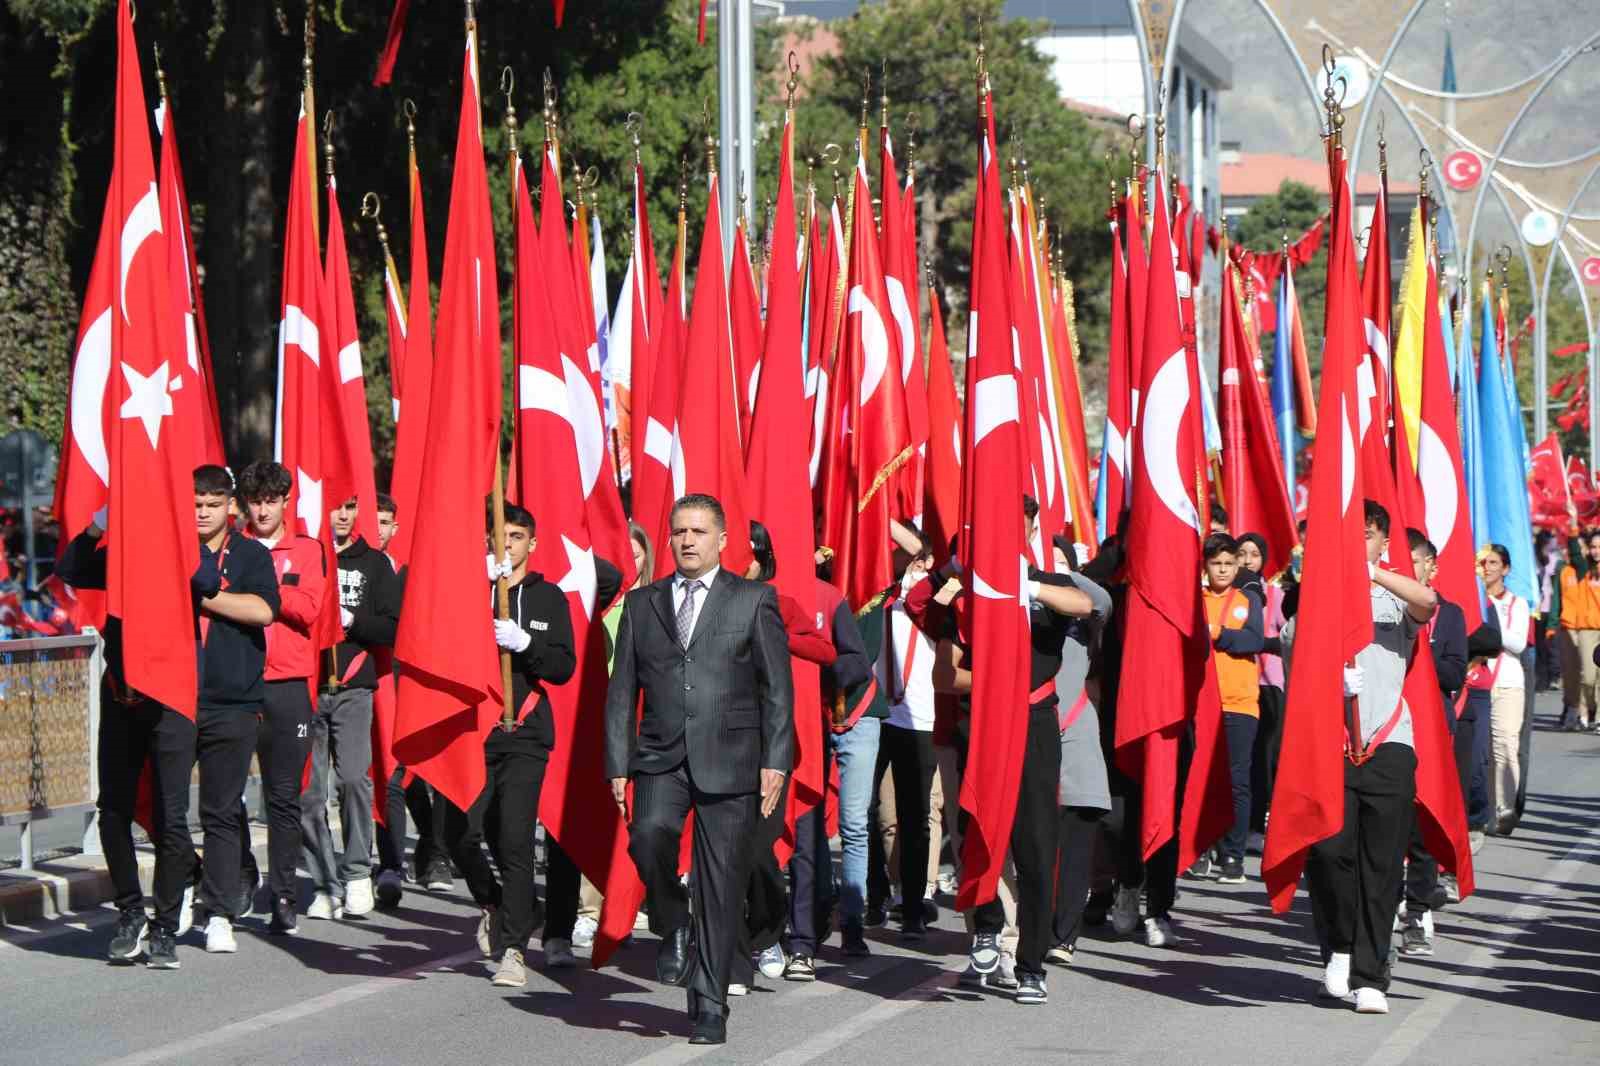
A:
604;568;794;794
1431;595;1469;707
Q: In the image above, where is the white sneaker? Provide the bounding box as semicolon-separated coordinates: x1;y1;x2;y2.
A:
1469;830;1485;855
306;891;344;920
1441;874;1460;904
476;907;498;958
1111;886;1142;936
1143;916;1173;948
1354;987;1389;1014
728;982;750;996
571;915;599;948
544;937;577;968
990;952;1020;990
344;876;375;917
204;915;237;954
176;882;196;937
757;943;786;980
492;948;527;988
1321;952;1352;998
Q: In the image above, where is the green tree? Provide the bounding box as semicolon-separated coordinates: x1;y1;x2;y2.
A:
1231;179;1328;379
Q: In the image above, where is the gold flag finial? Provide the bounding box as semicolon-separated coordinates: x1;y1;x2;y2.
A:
542;67;560;146
785;51;801;111
1418;148;1431;200
502;68;519;158
822;142;843;202
152;42;168;101
361;192;392;254
860;67;871;131
403;98;418;154
625;111;644;166
322;110;336;179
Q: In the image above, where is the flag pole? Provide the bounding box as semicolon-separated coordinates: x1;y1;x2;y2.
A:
304;9;319;241
491;49;516;731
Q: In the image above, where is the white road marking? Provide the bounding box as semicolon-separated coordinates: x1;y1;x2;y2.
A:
1362;828;1600;1066
97;949;481;1066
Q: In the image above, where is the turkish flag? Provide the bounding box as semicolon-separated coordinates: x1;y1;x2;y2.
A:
510;154;645;969
617;162;664;488
1262;144;1376;911
538;150;637;593
729;218;764;444
746;112;824;861
1008;191;1065;567
818;156;914;609
387;145;434;568
954;94;1031;911
377;235;407;429
881;130;929;524
1097;210;1133;541
1218;259;1298;573
807;198;845;491
392;28;505;813
923;284;962;565
632;214;688;578
155;95;225;469
323;180;381;548
1123;189;1149;456
674;172;754;577
1361;179;1393;442
1114;173;1229;865
99;0;199;720
1048;271;1096;550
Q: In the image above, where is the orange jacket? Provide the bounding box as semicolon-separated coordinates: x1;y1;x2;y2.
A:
1205;586;1262;716
1559;564;1600;631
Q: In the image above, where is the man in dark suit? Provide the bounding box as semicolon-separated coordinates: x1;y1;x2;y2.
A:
606;493;794;1045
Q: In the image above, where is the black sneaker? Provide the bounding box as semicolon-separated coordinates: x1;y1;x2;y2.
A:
424;857;454;892
783;954;817;981
1217;859;1246;884
269;896;299;936
1082;888;1113;927
863;904;886;928
921;896;940;923
146;928;180;970
969;931;1001;974
900;916;926;942
840;922;871;957
1399;918;1434;957
108;909;148;962
237;861;262;919
1015;971;1048;1005
1184;856;1214;880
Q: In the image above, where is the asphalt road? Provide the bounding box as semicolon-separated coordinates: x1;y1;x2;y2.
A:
3;691;1597;1066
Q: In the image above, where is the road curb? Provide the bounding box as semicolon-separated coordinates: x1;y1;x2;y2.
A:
1;825;272;927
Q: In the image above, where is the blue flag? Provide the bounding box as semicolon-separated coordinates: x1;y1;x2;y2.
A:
1270;271;1297;506
1475;288;1537;608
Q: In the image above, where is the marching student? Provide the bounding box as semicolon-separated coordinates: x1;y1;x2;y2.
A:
1478;544;1531;834
1292;500;1436;1015
1554;530;1600;731
1399;529;1468;955
1201;534;1265;884
1234;533;1287;840
1045;536;1114;967
237;461;327;935
375;492;399;554
302;496;400;920
60;467;277;967
455;503;577;988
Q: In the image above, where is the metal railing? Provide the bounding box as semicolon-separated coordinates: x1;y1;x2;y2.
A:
0;633;102;871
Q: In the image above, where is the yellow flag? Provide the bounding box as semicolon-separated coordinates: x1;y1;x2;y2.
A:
1391;201;1429;462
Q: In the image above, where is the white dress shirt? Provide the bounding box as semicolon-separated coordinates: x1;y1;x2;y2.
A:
672;565;720;642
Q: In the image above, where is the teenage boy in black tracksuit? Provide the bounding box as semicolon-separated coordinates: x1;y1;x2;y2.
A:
457;503;577;989
302;496;401;919
61;464;278;969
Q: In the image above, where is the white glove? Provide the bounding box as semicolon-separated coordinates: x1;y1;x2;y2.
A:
1342;664;1366;698
339;606;354;629
494;618;531;653
486;552;513;582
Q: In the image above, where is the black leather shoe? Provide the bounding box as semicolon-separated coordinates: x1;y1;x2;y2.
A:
657;926;694;986
688;1012;727;1045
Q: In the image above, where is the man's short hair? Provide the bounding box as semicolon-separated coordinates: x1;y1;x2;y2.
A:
1363;499;1391;537
194;464;234;497
1202;532;1237;561
670;493;726;531
1406;528;1437;560
1209;501;1229;529
236;460;291;501
502;503;536;534
1022;495;1039;521
376;493;398;517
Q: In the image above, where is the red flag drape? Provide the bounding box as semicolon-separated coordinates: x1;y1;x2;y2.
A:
675;172;754;577
387;147;433;568
373;0;410;87
923;285;962;565
1100;210;1132;539
745;113;824;862
954;91;1031;911
100;0;199;720
392;28;504;812
1262;143;1375;911
1218;260;1299;571
729;218;764;443
324;180;381;548
633;215;688;576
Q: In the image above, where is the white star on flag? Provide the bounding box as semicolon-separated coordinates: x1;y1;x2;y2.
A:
119;360;173;448
556;534;598;619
